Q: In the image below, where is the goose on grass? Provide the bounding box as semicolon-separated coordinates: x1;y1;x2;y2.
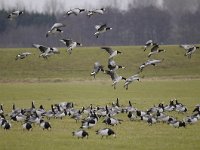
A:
15;52;31;60
72;130;89;139
96;128;116;139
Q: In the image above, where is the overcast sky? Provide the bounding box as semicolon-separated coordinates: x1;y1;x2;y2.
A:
0;0;199;14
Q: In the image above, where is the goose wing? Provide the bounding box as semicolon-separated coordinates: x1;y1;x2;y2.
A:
33;44;48;53
101;47;114;55
51;23;65;30
108;58;116;70
150;44;159;52
60;39;73;47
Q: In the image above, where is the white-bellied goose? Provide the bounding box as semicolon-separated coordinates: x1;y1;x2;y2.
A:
94;24;112;38
60;39;82;54
90;62;104;78
66;8;85;16
8;10;23;20
101;47;122;59
46;23;65;37
15;52;31;60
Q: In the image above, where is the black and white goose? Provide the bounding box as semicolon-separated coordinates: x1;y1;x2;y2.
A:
108;58;125;71
144;40;157;51
33;44;59;59
90;62;104;78
124;74;140;90
72;130;89;139
87;8;106;17
96;128;116;139
139;59;164;72
101;47;122;59
22;122;32;131
15;52;31;60
184;46;199;59
40;119;51;130
46;23;65;37
81;113;98;129
148;44;165;57
169;120;186;128
8;10;23;20
104;70;126;89
94;24;112;38
66;8;85;16
2;120;11;130
60;39;82;54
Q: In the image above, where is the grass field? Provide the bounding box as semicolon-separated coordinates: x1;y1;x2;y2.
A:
0;46;200;150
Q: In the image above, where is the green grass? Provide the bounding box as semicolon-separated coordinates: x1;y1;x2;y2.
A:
0;46;200;150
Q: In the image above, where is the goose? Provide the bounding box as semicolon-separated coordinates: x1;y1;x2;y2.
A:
15;52;31;60
71;110;82;123
90;62;104;78
60;39;82;54
103;114;122;126
11;114;26;122
66;8;85;16
8;10;23;20
184;46;199;59
127;111;137;121
179;44;194;50
104;70;126;89
139;59;164;72
184;116;198;125
36;105;46;117
87;8;106;17
122;101;137;113
148;44;165;57
33;44;59;59
40;120;51;130
96;128;116;139
0;104;4;115
124;74;140;90
108;58;125;71
2;121;11;130
101;47;122;59
46;23;65;37
94;24;112;38
72;130;89;139
81;113;98;129
22;122;32;131
193;105;200;113
169;120;186;128
144;40;157;51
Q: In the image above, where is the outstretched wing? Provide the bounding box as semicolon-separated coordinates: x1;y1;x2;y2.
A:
33;44;48;53
60;39;73;47
101;47;114;55
51;23;65;30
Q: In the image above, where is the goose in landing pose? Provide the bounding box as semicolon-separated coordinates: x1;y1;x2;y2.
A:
60;39;82;54
148;44;165;57
184;46;199;59
144;40;157;51
104;70;126;89
101;47;122;59
124;74;140;90
90;62;104;78
94;24;112;38
139;59;164;72
108;58;125;71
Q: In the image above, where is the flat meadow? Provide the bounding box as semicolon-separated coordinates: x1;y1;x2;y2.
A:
0;45;200;150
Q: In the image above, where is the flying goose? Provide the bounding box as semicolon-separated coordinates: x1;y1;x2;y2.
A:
148;44;165;57
101;47;122;59
15;52;31;60
87;8;106;17
60;39;82;54
90;62;104;78
139;59;164;72
8;10;23;20
94;24;112;38
104;70;126;89
144;40;157;51
184;46;199;59
33;44;59;59
66;8;85;16
108;58;125;71
46;23;65;37
124;74;140;90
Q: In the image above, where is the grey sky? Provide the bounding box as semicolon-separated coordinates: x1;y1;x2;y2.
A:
0;0;199;14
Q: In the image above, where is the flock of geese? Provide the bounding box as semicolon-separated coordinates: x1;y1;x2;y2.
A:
8;8;200;90
1;7;200;139
0;98;200;139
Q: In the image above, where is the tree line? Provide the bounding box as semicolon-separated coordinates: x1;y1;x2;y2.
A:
0;5;199;48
